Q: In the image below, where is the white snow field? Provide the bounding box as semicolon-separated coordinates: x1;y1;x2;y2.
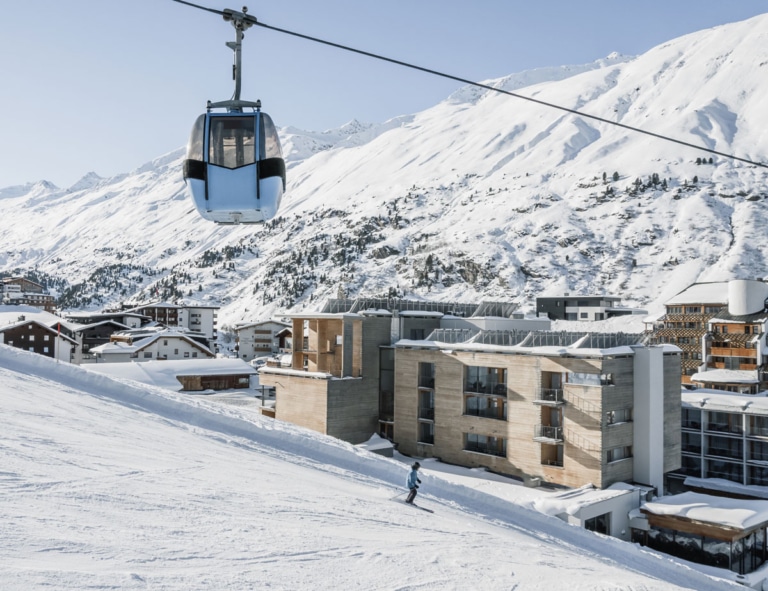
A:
0;345;741;590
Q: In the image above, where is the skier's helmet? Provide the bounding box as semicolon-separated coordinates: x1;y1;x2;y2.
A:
412;462;421;469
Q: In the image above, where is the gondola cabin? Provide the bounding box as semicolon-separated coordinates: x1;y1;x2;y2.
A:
184;106;286;224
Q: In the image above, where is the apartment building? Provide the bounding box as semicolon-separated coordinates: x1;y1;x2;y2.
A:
646;281;730;384
692;279;768;394
258;298;529;444
394;330;681;492
234;319;290;360
536;294;643;321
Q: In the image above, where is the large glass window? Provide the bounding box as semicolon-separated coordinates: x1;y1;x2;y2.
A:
607;446;632;463
209;116;256;168
678;454;702;477
681;431;701;454
465;395;507;420
585;513;610;535
705;458;743;482
464;433;507;457
706;435;743;460
465;366;507;395
749;415;768;438
706;411;742;435
682;408;702;429
418;421;434;445
418;362;435;389
750;440;768;462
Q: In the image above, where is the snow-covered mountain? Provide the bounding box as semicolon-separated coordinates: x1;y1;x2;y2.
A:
3;14;768;329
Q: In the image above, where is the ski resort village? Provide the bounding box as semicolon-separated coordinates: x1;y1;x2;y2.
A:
4;4;768;590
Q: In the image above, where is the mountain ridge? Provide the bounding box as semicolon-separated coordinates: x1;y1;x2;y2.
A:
2;13;768;330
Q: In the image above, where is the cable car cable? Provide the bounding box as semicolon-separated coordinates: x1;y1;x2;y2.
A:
172;0;767;170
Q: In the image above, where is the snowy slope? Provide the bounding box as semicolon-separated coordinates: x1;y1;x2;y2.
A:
1;15;768;327
0;344;742;590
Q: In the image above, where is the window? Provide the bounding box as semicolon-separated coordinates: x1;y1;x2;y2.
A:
682;431;701;454
607;446;632;463
192;352;198;358
29;335;35;342
144;352;152;358
606;408;632;424
685;306;700;314
410;328;426;340
164;340;168;346
184;352;190;358
465;395;507;420
44;334;50;341
580;312;588;319
706;411;742;434
567;372;601;386
419;389;434;421
43;347;49;353
208;115;256;169
464;433;507;457
706;435;743;460
585;513;610;535
418;362;435;389
465;366;507;395
418;421;434;445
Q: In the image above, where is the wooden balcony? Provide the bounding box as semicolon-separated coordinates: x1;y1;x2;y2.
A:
710;346;756;358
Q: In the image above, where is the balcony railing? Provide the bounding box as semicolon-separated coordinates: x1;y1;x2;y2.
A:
533;425;563;443
464;380;507;396
464;442;506;457
464;407;507;420
534;388;564;405
710;346;757;358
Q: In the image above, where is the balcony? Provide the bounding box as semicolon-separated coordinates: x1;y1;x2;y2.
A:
710;346;757;358
534;388;564;406
533;425;563;443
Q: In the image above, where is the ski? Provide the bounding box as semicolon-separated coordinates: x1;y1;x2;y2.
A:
404;501;433;513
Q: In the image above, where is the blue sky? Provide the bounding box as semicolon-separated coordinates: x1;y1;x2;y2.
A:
1;0;766;188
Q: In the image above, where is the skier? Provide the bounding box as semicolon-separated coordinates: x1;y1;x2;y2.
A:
405;461;422;504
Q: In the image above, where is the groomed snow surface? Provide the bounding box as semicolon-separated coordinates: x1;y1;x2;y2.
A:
0;345;742;590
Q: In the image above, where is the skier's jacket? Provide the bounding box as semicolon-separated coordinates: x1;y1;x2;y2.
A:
407;469;420;489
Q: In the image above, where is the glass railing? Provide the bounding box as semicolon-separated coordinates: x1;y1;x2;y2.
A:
464;379;507;396
536;388;564;403
534;425;563;441
418;376;435;389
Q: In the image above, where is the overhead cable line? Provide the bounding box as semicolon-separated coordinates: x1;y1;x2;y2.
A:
173;0;767;170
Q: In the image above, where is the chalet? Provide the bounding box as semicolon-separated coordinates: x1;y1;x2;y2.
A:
2;277;56;312
123;302;219;346
0;306;78;362
234;319;290;360
91;329;214;362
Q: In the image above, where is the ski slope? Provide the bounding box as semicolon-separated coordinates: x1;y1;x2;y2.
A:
0;346;740;590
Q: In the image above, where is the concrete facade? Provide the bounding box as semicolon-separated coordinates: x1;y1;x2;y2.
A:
393;333;681;492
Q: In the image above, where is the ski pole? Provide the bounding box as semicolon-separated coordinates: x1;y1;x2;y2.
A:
390;490;407;500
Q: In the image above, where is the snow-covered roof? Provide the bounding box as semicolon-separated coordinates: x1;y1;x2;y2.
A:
684;477;768;501
533;483;637;517
85;358;256;391
642;491;768;531
691;368;759;384
665;282;730;306
0;304;76;331
682;389;768;414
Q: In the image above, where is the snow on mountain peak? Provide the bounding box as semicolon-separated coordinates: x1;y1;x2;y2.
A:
2;14;768;328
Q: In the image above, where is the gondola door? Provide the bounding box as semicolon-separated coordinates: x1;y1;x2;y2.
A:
205;113;260;222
